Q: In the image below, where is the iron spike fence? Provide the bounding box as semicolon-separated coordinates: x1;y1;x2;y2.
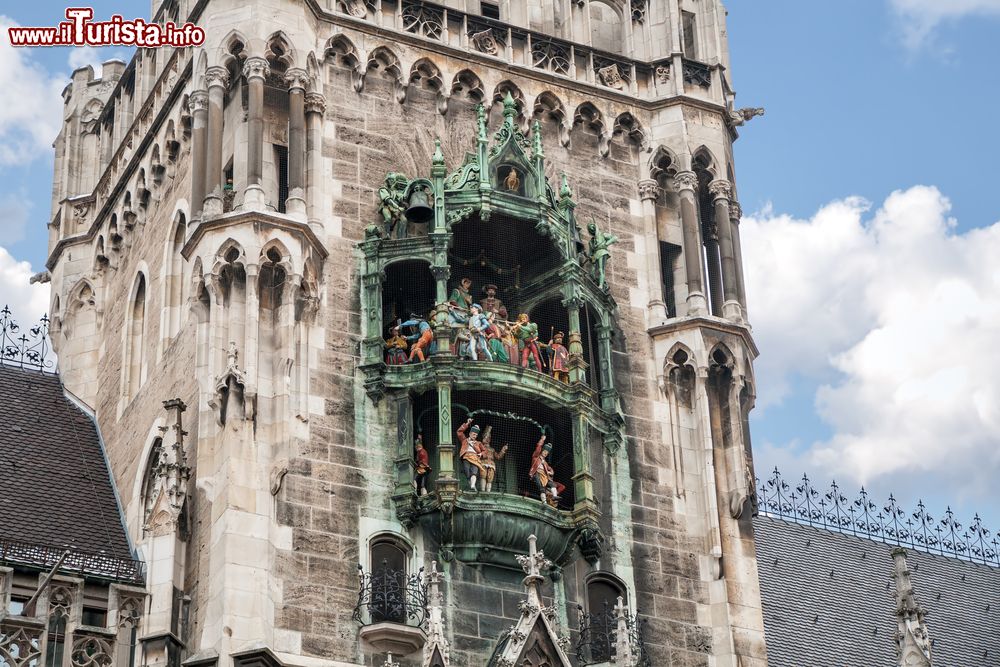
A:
757;468;1000;567
353;562;428;628
0;306;54;372
575;602;651;667
0;539;145;585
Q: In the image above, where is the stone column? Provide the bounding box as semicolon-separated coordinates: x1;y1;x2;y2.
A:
304;92;326;231
673;171;707;315
203;66;229;217
638;179;668;324
710;179;742;321
284;68;309;218
703;213;724;318
188;91;209;220
729;201;748;313
243;57;270;211
563;293;586;384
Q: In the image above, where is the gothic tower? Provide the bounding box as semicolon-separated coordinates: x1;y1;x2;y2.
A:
45;0;766;665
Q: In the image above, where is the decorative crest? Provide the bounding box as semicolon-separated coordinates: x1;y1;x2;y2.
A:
758;468;1000;566
0;306;54;372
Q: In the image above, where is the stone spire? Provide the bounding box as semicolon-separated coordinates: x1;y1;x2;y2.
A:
144;399;192;535
423;562;450;667
892;548;932;667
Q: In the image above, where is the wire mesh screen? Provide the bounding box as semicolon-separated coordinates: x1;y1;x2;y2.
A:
413;389;576;509
383;260;437;327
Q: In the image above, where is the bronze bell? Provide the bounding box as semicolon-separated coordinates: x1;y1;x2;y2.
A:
405;187;434;224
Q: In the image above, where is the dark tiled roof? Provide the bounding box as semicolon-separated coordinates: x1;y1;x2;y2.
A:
754;515;1000;667
0;365;133;562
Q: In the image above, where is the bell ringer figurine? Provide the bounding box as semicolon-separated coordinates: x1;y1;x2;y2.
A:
414;433;431;496
467;304;493;361
529;435;565;507
457;418;486;493
478;426;509;493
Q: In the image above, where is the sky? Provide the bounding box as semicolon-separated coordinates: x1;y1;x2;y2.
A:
1;2;999;530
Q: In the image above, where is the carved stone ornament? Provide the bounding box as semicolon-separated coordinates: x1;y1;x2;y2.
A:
204;66;230;90
339;0;367;17
243;57;270;81
637;179;659;202
305;92;327;115
188;90;209;114
672;170;698;193
729;106;765;127
285;67;310;92
655;64;670;83
471;29;499;55
708;179;733;201
729;201;743;223
597;64;624;90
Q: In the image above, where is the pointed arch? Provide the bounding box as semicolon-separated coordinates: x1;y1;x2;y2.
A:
164;120;180;164
450;69;485;104
612;111;647;150
265;31;296;71
532;91;570;148
573;101;609;156
692;146;719;178
365;46;405;102
325;33;364;92
162;210;188;342
491;80;525;111
123;269;149;400
94;235;109;271
408;58;444;92
649;145;678;184
216;29;252;68
150;144;165;187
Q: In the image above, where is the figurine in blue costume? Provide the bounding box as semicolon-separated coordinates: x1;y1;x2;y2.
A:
467;303;493;361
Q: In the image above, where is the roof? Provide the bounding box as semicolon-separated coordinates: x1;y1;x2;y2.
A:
754;514;1000;667
0;365;138;581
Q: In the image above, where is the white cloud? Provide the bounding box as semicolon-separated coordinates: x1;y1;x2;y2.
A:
888;0;1000;49
0;16;66;165
742;186;1000;502
0;245;50;327
67;46;104;74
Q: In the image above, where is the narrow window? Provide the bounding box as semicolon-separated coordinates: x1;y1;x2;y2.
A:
660;242;682;318
82;607;107;627
275;145;289;213
369;536;410;624
481;1;500;19
45;610;68;667
126;274;147;398
585;576;627;663
682;11;698;58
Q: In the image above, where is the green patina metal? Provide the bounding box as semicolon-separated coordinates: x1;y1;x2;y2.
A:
359;96;624;567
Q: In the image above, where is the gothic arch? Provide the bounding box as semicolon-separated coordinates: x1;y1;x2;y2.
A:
162;210;188;343
164;120;180;163
259;239;295;276
265;31;296;70
212;238;248;277
94;235;109;271
130;418;166;532
588;0;625;54
573;101;610;156
123;268;150;400
491;80;525;111
708;342;735;370
612;111;647;151
450;69;485;103
150;144;165;187
650;146;679;183
692;146;719;178
194;49;208;89
532;91;570;147
216;30;253;69
365;45;406;101
325;33;364;92
408;58;444;92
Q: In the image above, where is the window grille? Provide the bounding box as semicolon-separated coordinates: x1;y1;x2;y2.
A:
275;145;289;213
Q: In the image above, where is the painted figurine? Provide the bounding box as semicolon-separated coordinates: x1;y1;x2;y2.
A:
377;172;409;239
548;331;569;383
414;433;431;496
529;435;565;507
481;284;508;320
448;277;474;324
384;325;409;365
477;426;508;493
485;312;510;363
467;304;493;361
512;313;543;371
457;418;486;492
402;316;434;363
499;319;520;365
504;167;520;192
587;221;619;290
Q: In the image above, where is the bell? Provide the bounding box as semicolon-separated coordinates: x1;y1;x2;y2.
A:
405;187;434;224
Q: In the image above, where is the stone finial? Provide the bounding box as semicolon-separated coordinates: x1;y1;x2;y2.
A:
433;139;445;167
423;561;451;666
532;119;544;158
145;398;192;536
502;91;518;125
892;548;932;667
476;103;488;142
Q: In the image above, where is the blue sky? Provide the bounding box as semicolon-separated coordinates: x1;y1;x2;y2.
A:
2;2;1000;531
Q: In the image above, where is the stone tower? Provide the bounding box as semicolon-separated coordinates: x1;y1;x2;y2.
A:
44;0;766;665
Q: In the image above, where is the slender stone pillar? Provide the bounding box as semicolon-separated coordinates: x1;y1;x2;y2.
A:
304;92;326;230
710;179;742;321
188;91;209;220
638;179;668;324
284;68;309;218
204;67;229;212
704;229;724;317
243;57;270;211
673;171;707;315
729;201;748;313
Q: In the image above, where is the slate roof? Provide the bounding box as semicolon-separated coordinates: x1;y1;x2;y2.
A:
0;365;136;577
754;514;1000;667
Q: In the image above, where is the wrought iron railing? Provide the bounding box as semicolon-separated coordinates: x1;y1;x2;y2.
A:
0;306;54;372
0;539;145;585
353;563;428;627
757;468;1000;567
576;602;650;666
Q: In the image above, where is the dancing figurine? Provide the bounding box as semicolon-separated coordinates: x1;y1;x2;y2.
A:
485;312;510;363
512;313;543;371
414;434;431;496
477;426;509;493
402;315;434;363
529;435;565;507
457;418;486;493
467;304;493;361
384;325;409;365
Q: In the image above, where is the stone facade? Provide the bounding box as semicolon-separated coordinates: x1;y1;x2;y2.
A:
45;0;766;665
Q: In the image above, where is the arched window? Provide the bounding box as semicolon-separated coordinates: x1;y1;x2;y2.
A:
589;1;624;54
369;534;412;624
163;213;187;342
585;574;627;662
125;273;147;399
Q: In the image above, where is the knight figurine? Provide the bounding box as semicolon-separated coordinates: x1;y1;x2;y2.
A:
402;315;434;363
